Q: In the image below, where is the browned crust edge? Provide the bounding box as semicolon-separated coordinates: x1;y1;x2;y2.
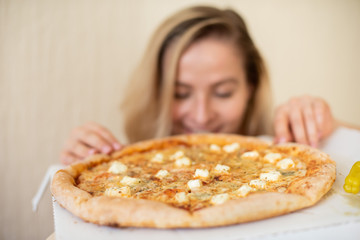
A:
274;143;336;203
51;134;336;228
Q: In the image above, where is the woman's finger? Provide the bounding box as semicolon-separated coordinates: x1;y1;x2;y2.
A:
313;98;338;139
61;123;124;165
313;99;325;138
288;104;308;145
274;105;293;143
84;122;122;150
275;96;336;147
75;127;113;154
302;101;319;147
70;140;95;159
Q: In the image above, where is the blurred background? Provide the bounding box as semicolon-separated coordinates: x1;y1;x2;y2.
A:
1;0;359;239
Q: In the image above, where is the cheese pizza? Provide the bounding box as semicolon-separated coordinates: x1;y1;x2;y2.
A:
51;134;336;228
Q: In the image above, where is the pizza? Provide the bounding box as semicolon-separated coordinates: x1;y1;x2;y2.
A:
51;134;336;228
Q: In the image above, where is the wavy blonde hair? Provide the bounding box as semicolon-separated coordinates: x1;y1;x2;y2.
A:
121;6;272;143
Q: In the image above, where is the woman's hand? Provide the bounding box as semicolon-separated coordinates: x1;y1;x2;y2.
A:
60;122;123;165
274;95;337;147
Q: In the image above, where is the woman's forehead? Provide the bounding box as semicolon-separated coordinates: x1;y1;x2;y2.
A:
176;38;246;83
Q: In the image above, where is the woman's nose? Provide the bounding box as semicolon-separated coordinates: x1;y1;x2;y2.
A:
191;97;212;126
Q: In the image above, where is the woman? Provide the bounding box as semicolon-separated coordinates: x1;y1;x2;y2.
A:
60;6;336;165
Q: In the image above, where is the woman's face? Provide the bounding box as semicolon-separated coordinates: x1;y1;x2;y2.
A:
167;37;252;135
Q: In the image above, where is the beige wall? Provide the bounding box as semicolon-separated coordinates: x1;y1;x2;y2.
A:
1;0;359;239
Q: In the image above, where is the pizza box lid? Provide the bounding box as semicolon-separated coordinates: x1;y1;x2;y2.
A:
48;127;360;239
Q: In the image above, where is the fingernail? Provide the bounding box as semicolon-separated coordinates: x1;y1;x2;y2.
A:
102;145;112;154
88;149;96;155
278;137;287;144
310;142;318;148
113;143;121;150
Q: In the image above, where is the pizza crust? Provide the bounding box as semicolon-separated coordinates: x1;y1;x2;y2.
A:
195;192;311;227
51;134;336;228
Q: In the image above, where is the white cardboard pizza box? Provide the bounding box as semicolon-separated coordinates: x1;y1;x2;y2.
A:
47;127;360;239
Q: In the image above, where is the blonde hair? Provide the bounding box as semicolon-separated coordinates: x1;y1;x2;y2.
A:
121;6;272;143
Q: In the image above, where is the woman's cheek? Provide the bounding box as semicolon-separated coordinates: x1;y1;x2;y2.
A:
172;100;189;121
216;97;247;130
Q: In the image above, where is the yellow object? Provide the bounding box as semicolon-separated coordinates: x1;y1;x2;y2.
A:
343;161;360;194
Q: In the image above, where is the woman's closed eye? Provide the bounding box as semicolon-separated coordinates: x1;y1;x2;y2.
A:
175;91;191;99
174;84;191;99
214;91;234;98
212;78;238;99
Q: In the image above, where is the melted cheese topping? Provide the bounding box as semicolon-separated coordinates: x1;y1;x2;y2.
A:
194;169;209;179
175;192;189;203
151;153;164;163
234;184;253;197
214;164;230;174
276;158;295;170
264;153;282;163
121;176;141;186
76;143;309;212
260;171;281;182
187;179;202;190
175;157;191;167
241;151;259;160
210;193;229;205
223;143;240;153
108;161;127;174
209;144;221;152
105;186;131;197
155;170;169;179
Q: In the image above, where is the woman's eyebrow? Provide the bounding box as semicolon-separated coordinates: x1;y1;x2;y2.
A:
213;78;239;88
175;78;238;88
175;82;192;88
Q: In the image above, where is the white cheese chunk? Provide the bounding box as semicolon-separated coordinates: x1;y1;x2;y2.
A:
155;169;169;179
241;151;259;160
234;184;254;197
174;192;189;203
214;164;230;174
296;161;306;169
194;169;209;179
187;179;202;190
264;153;282;163
210;193;229;205
170;150;184;160
249;179;266;189
104;186;131;197
108;161;127;174
175;157;191;167
209;144;221;152
276;158;295;170
151;153;164;163
223;143;240;153
260;171;281;182
120;176;141;186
